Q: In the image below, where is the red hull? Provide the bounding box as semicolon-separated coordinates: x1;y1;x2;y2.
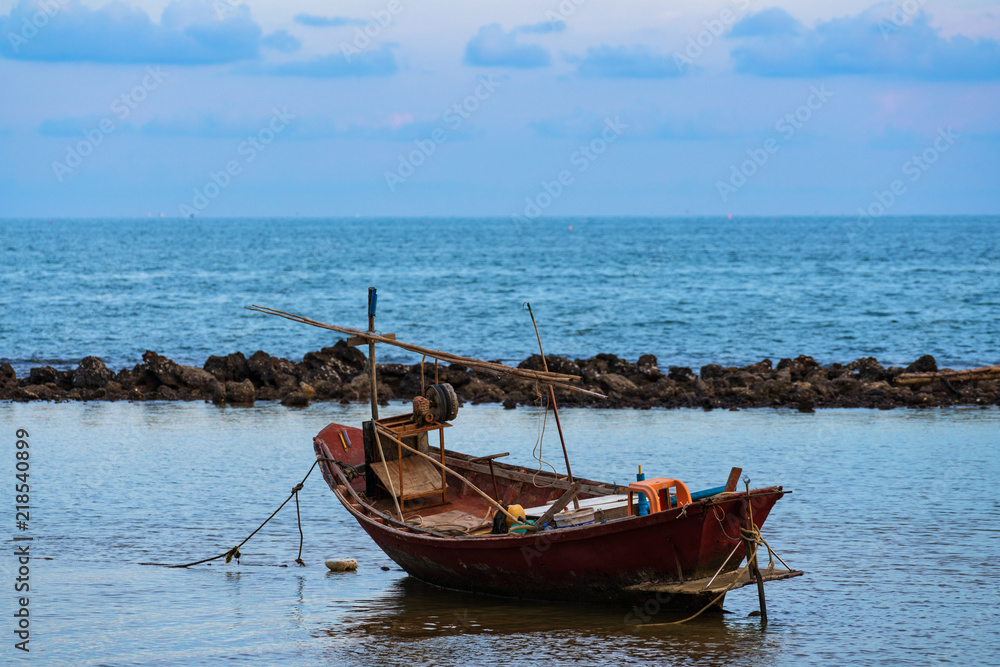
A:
315;423;788;608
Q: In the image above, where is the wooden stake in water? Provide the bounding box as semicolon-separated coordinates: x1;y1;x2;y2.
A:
744;477;768;629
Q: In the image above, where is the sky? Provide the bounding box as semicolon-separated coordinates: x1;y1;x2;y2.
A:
0;0;998;218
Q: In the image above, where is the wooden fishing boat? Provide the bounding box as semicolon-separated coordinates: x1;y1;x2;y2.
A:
251;296;803;616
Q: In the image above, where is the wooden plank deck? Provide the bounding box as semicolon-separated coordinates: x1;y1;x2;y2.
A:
626;567;804;596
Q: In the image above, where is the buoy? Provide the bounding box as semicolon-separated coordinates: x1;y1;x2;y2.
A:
325;558;358;572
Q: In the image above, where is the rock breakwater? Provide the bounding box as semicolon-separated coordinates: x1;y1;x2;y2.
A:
2;344;997;410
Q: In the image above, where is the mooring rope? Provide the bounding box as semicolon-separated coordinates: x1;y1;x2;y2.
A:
141;460;323;569
637;521;792;628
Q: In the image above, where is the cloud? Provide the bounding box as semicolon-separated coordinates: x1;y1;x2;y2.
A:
727;7;802;38
293;14;367;28
38;111;479;141
253;44;399;77
517;20;566;35
574;45;683;78
530;111;736;141
0;0;262;64
729;6;1000;80
261;30;300;53
139;113;262;138
37;115;117;137
463;23;552;68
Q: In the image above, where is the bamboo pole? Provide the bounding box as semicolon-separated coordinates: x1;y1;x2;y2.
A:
372;428;403;522
525;303;579;510
245;305;604;399
374;426;523;525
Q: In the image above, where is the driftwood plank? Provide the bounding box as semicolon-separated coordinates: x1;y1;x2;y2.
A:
896;365;1000;385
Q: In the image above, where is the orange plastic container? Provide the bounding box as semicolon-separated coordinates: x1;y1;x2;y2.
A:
627;478;693;515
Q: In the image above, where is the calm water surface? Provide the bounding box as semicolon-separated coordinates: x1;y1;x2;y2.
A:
1;401;997;666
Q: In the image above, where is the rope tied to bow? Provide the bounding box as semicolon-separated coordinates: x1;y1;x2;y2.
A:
147;459;323;569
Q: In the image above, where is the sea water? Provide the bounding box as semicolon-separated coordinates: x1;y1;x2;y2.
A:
1;216;999;665
0;401;997;666
2;216;997;374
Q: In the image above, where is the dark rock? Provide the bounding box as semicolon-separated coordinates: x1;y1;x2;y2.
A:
458;377;506;403
599;373;639;395
797;399;815;413
142;351;183;387
73;356;114;389
745;359;773;375
345;374;391;402
826;363;847;379
20;384;50;400
502;398;517;409
176;364;217;391
848;357;886;382
700;364;725;380
281;392;310;407
157;386;178;401
28;366;64;387
443;364;471;388
759;379;792;399
205;352;250;383
595;353;634;376
832;376;861;396
309;380;339;399
0;363;16;389
115;367;138;389
518;355;582;377
225;379;255;406
212;382;227;405
299;350;344;388
667;366;697;383
636;355;662;381
301;342;365;381
904;355;938;374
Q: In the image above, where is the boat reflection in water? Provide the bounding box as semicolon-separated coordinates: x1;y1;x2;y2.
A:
319;578;774;666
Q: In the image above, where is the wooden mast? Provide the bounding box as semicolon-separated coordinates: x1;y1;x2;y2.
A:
366;287;379;421
525;303;580;510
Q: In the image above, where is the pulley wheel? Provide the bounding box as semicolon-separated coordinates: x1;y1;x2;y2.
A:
425;383;459;422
